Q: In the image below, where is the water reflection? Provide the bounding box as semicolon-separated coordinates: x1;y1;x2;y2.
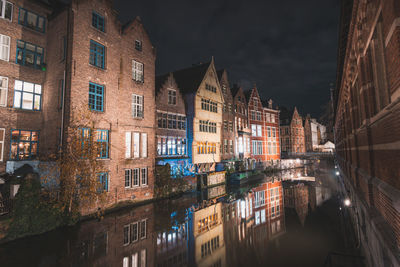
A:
1;160;345;267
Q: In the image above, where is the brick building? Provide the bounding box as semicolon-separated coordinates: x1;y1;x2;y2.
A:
262;99;280;162
0;0;55;173
0;0;157;211
335;0;400;266
155;72;189;177
217;69;235;166
231;84;251;167
246;86;265;167
279;107;305;155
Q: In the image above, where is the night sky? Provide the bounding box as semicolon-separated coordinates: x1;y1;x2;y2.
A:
114;0;340;118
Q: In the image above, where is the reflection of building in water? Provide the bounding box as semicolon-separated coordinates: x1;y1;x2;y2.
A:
222;181;286;266
188;202;226;267
284;182;309;226
68;204;155;267
198;184;226;203
156;223;188;267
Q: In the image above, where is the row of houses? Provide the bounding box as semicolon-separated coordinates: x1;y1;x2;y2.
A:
0;0;328;211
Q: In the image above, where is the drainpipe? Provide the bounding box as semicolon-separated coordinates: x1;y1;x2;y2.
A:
60;7;71;152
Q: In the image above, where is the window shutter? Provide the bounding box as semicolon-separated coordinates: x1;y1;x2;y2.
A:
141;133;147;158
125;132;131;158
133;132;140;158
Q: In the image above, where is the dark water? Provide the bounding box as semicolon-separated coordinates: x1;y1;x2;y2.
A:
0;159;364;267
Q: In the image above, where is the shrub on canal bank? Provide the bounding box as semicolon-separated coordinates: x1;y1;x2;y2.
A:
154;164;188;198
5;175;74;241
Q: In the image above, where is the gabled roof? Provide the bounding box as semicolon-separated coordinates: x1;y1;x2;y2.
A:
216;69;224;81
279;106;294;126
231;84;241;98
170;61;212;95
155;73;170;94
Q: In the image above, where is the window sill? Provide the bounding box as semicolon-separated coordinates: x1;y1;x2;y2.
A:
132;79;144;84
88;64;106;71
12;108;42;113
125;185;148;190
91;25;106;35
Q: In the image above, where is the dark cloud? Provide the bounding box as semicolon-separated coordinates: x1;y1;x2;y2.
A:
114;0;339;118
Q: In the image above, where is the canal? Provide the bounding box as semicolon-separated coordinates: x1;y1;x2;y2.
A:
0;159;364;267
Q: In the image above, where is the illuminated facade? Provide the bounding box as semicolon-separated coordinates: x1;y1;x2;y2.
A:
188;202;226;267
280;107;305;155
263;100;281;162
232;85;251;167
246;86;266;166
172;58;223;173
155;72;190;177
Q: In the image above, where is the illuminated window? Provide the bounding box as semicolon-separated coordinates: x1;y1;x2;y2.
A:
10;129;39;160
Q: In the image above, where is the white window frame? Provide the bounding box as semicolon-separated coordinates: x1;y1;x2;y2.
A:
141;167;147;186
251;124;257;136
0;128;4;161
0;76;8;107
0;1;13;21
132;94;143;118
132;60;144;82
257;125;262;137
123;224;130;246
124;169;132;188
0;34;10;61
168;89;176;105
140;219;147;239
133;168;140;187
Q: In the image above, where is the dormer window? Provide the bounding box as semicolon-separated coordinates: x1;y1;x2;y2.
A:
135;40;142;51
168;89;176;105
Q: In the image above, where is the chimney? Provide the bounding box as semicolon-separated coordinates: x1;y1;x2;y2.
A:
268;99;273;109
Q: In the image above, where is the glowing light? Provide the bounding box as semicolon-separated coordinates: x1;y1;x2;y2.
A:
344;198;351;207
336;171;340;176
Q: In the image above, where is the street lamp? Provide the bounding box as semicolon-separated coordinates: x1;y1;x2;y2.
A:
344;198;351;207
336;171;340;176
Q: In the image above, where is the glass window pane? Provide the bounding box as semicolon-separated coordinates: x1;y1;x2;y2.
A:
5;2;12;20
34;84;41;94
22;92;33;109
34;95;40;110
19;9;26;23
26;12;37;27
20;131;31;141
26;43;36;52
24;82;34;92
38;17;44;31
13;91;21;108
